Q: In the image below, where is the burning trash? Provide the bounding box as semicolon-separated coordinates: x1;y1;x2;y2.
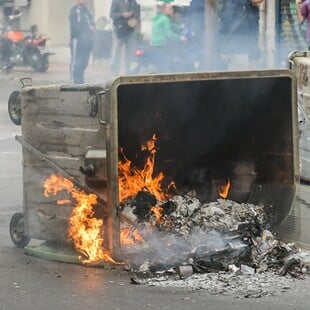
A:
120;195;310;273
121;195;310;298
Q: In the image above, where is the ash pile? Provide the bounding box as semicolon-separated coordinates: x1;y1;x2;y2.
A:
120;193;310;298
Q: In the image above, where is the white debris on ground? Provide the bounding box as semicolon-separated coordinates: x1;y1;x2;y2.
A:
142;271;298;298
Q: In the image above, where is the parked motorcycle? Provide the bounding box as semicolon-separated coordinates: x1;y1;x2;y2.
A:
0;13;54;73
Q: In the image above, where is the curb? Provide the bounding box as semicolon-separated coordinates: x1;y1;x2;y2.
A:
0;61;113;85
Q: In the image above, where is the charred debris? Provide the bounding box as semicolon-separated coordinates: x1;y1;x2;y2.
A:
118;192;310;296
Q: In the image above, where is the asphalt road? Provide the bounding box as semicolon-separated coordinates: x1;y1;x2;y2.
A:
0;69;310;310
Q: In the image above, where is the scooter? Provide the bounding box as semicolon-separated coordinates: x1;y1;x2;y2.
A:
0;13;54;73
132;40;161;75
132;27;203;75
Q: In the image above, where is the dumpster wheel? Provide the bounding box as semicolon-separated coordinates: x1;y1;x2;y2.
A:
10;212;30;248
8;91;22;126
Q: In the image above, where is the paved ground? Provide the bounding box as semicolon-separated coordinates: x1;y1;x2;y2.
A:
1;60;114;86
0;44;117;86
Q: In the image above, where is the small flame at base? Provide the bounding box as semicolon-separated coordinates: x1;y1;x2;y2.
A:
218;179;231;199
121;227;144;246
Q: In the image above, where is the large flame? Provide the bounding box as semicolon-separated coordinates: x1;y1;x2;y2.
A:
118;134;176;245
118;134;175;203
43;174;121;264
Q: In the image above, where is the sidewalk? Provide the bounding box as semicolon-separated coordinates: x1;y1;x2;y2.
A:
0;46;115;85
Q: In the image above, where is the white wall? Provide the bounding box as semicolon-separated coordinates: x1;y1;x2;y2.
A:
93;0;112;20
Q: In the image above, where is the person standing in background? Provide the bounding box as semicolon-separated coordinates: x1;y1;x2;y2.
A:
296;0;310;49
150;2;186;73
217;0;265;69
185;0;206;69
110;0;140;75
69;0;95;84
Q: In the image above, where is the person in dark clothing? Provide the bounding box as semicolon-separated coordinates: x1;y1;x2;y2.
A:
110;0;140;74
217;0;264;69
296;0;310;49
186;0;205;45
69;0;95;84
0;8;21;72
185;0;206;70
0;37;12;72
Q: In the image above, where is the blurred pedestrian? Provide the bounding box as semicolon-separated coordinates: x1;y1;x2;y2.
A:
186;0;205;45
110;0;140;75
185;0;206;70
69;0;95;84
0;35;12;73
296;0;310;49
150;2;186;73
218;0;264;69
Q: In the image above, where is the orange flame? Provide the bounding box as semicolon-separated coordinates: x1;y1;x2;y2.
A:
218;179;231;199
150;206;164;223
43;174;122;265
120;227;144;246
118;134;175;203
57;199;72;205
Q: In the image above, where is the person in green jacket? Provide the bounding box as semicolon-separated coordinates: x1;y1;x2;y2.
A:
150;3;186;73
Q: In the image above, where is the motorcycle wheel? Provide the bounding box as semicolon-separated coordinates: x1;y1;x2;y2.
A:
31;51;49;73
8;90;22;126
10;212;31;248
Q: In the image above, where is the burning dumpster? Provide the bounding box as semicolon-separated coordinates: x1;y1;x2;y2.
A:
8;70;299;264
